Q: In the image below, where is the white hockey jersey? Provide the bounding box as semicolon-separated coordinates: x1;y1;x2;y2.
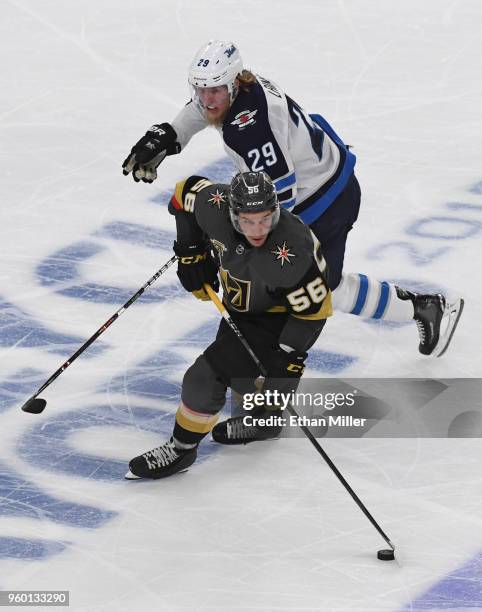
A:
171;75;356;225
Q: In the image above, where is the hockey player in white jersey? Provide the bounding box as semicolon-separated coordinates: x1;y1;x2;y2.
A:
122;40;463;357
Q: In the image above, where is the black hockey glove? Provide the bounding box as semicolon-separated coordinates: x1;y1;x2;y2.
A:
262;347;308;398
122;123;180;183
173;241;219;301
267;347;308;379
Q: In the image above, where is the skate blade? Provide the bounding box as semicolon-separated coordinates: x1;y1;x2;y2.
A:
211;436;281;445
432;298;464;357
124;468;190;481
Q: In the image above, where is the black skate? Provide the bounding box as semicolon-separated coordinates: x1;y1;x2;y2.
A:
125;438;197;480
396;288;464;357
212;409;283;445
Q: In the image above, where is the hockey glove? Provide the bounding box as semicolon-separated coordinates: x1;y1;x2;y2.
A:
262;347;308;398
267;347;308;379
173;241;219;300
122;123;180;183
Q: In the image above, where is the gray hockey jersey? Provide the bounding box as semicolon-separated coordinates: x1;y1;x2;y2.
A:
169;176;332;323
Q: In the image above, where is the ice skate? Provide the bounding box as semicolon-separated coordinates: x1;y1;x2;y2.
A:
212;410;283;445
396;288;464;357
125;438;197;480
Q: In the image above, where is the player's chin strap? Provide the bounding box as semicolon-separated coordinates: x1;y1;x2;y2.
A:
203;283;396;556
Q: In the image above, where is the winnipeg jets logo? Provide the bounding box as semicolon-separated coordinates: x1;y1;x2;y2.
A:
208;189;226;208
271;241;296;267
224;45;236;59
230;109;258;130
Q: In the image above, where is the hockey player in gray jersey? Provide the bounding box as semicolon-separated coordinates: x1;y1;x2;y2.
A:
126;171;331;480
122;40;463;357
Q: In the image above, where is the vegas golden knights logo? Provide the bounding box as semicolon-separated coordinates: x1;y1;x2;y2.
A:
220;268;251;312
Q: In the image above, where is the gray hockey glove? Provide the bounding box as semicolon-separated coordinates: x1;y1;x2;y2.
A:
122;123;180;183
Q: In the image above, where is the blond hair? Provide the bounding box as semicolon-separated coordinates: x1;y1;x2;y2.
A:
237;70;257;92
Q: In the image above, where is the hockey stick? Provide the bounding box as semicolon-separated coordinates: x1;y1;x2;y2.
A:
203;283;396;558
20;255;178;415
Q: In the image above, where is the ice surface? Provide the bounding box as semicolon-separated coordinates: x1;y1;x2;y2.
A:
1;0;481;610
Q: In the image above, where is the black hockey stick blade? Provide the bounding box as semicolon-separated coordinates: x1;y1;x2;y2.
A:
21;397;47;414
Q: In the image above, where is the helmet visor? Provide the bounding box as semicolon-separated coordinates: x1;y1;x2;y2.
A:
191;84;230;109
230;208;280;236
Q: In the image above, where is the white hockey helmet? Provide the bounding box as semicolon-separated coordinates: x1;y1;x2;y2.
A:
188;40;243;106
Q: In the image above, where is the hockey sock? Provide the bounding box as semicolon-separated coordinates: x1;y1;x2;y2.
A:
332;273;414;322
172;401;219;448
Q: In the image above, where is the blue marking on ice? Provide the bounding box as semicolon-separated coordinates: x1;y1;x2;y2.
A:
106;352;184;400
1;372;118;535
0;464;116;527
94;220;174;250
57;280;183;304
0;537;68;560
16;404;180;481
0;369;68;414
403;551;482;610
0;299;103;357
468;180;482;195
105;318;219;400
307;348;356;373
17;403;218;481
36;241;102;286
406;216;481;241
35;238;183;304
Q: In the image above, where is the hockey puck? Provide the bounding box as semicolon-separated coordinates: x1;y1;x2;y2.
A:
377;549;395;561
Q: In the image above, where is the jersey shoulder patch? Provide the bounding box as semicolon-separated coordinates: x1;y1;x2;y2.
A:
170;176;214;213
225;82;267;131
194;182;232;234
255;211;314;287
